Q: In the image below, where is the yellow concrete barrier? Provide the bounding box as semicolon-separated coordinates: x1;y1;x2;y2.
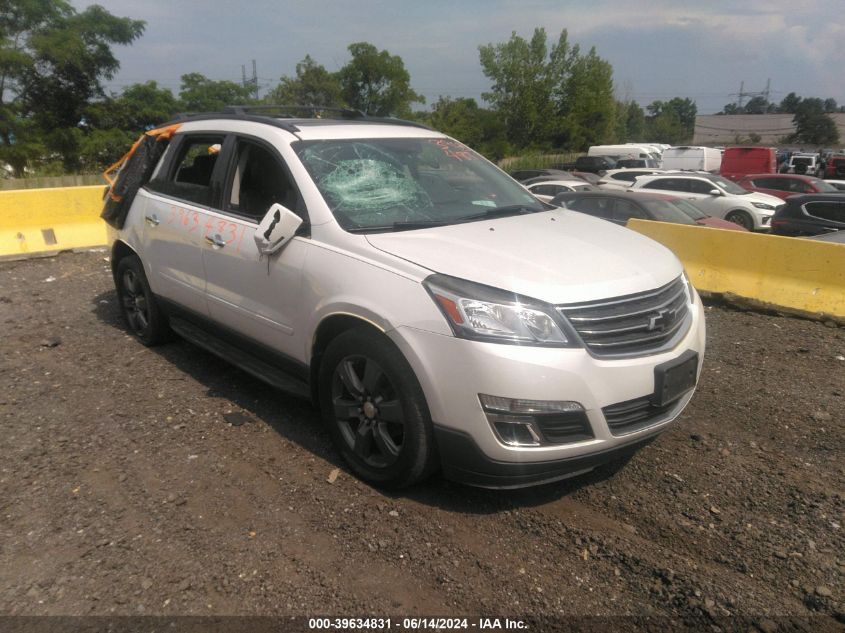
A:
627;219;845;321
0;185;108;260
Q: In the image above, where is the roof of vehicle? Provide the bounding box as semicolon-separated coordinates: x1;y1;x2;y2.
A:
738;173;822;182
527;179;593;188
602;168;667;177
552;190;674;201
164;106;440;140
780;193;845;204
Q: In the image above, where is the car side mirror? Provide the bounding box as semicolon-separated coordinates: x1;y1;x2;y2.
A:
254;203;303;256
708;189;721;196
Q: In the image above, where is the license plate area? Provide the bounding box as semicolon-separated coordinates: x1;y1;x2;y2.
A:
653;350;698;407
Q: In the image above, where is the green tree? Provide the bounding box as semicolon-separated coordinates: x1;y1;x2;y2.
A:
266;55;344;108
792;98;840;145
178;73;255;112
645;98;696;143
86;81;177;131
624;101;645;141
779;92;802;114
427;96;509;159
559;47;615;150
429;96;484;146
743;96;769;114
0;0;145;173
478;28;574;148
337;42;424;117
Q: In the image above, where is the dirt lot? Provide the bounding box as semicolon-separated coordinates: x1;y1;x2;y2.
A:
0;250;843;631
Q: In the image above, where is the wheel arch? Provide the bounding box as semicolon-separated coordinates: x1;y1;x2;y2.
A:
309;313;387;406
110;240;139;284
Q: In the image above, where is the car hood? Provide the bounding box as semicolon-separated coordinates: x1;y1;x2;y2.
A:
366;209;682;304
740;191;784;207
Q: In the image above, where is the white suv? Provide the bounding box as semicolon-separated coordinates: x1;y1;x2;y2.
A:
630;173;783;231
103;108;706;489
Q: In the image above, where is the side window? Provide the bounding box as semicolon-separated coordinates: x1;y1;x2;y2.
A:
612;199;646;222
227;140;299;221
612;172;638;182
532;184;554;196
644;178;686;192
804;202;845;222
568;197;613;219
688;179;716;195
753;177;780;189
148;135;224;207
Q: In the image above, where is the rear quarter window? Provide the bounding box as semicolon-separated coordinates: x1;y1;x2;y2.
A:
804;201;845;223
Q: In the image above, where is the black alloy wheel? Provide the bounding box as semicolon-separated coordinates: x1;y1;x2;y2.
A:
331;355;404;469
115;255;171;346
121;266;150;335
725;210;754;231
319;328;437;488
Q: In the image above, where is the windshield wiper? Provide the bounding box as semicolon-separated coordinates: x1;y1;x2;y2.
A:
347;219;452;234
346;205;546;234
455;204;545;223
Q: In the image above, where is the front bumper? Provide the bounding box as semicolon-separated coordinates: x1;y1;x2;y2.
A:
388;292;706;487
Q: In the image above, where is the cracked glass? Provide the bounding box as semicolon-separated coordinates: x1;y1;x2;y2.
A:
294;137;543;232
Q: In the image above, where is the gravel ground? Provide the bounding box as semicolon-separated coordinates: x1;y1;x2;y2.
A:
0;250;843;632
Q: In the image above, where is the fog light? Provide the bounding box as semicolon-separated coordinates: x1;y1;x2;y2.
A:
479;395;588;447
487;413;542;447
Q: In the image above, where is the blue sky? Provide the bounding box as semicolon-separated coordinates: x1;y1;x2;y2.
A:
82;0;845;115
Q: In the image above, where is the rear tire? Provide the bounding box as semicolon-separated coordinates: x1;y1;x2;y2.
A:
725;210;754;231
318;327;438;489
115;255;172;346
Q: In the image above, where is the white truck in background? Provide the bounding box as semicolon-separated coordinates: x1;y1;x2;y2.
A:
661;146;722;172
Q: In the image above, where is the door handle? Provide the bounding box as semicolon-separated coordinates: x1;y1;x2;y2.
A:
144;214;160;227
205;234;226;248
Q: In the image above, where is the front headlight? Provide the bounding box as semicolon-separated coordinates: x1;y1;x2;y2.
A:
751;202;775;210
423;274;576;347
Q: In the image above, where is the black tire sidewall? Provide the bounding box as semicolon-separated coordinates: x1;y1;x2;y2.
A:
726;210;753;230
318;328;436;488
115;255;168;346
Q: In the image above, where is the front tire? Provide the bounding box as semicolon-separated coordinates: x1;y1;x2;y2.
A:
115;255;171;346
318;328;437;488
725;210;754;231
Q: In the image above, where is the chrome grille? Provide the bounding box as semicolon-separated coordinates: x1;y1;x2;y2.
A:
558;277;691;357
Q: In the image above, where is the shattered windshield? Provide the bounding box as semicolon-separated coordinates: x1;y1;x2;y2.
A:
293;137;544;232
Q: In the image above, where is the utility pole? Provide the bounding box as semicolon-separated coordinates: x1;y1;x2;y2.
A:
730;80;772;111
242;60;259;99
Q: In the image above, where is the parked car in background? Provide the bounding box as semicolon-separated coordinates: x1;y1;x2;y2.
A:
661;146;722;172
597;169;667;190
735;174;842;200
554;191;746;232
720;146;777;181
553;155;617;174
824;155;845;179
588;145;660;167
823;179;845;191
648;195;749;231
508;168;572;183
526;179;595;202
630;173;782;231
785;153;821;176
770;194;845;236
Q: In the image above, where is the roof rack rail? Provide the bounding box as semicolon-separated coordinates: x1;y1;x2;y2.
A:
165;106;432;133
222;104;366;119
